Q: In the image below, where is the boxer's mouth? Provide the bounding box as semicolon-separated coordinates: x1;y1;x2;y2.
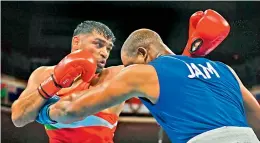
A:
98;60;106;68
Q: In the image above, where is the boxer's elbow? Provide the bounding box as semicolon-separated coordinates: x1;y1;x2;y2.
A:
11;102;23;127
12;115;27;127
11;108;28;127
11;101;34;127
11;112;21;127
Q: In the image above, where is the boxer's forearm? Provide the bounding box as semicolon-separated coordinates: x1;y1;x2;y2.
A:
49;83;134;124
11;90;46;127
47;88;102;123
245;111;260;138
246;111;260;130
49;65;154;124
241;87;260;129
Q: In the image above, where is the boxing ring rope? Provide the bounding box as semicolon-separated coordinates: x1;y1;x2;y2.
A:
119;116;156;123
1;106;12;113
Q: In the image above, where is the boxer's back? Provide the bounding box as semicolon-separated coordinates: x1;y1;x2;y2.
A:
140;55;249;143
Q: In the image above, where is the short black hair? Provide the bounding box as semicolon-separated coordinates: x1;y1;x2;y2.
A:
73;20;116;42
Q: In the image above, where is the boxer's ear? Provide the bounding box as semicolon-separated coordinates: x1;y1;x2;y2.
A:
71;36;80;52
138;47;149;63
137;47;147;57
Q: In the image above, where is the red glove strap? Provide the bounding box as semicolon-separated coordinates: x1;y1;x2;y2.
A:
38;75;61;99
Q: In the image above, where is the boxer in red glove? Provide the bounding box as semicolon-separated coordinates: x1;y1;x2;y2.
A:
182;9;230;57
11;21;126;143
44;11;259;143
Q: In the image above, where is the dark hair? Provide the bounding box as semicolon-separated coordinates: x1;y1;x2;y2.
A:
73;20;116;42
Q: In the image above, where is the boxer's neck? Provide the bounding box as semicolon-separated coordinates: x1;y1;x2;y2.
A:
89;74;101;86
150;42;174;59
155;49;174;58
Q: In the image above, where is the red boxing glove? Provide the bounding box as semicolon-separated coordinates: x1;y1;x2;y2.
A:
188;11;204;38
182;10;204;57
182;9;230;57
38;49;97;99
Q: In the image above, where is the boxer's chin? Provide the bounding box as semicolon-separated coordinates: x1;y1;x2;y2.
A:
95;67;103;74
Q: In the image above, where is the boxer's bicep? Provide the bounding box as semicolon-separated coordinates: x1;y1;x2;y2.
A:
132;65;160;103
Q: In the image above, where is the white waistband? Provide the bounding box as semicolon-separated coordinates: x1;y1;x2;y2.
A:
187;126;260;143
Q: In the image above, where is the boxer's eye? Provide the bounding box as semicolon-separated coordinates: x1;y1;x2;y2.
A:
93;42;104;48
97;43;103;48
93;38;107;48
107;47;112;52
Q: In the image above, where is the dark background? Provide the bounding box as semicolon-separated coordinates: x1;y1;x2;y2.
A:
2;1;260;87
1;1;260;143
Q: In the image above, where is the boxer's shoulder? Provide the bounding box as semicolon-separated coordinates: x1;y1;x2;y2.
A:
104;65;124;73
33;66;55;73
29;66;55;83
100;65;124;79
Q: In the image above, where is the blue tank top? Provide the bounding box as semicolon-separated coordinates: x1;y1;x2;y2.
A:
139;55;248;143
